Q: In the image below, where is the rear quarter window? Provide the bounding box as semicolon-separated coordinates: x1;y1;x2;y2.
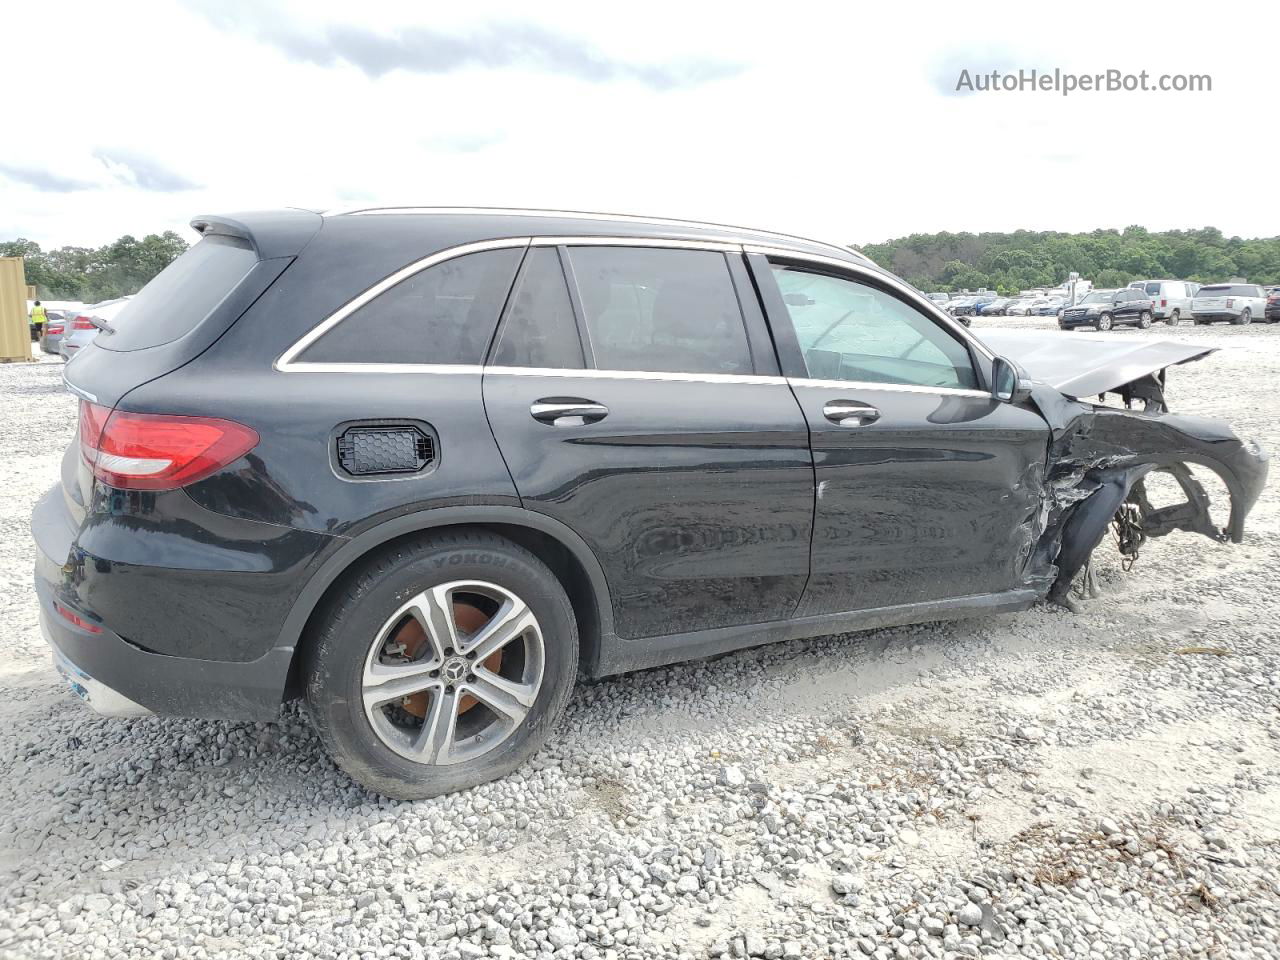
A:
96;236;259;351
297;248;523;365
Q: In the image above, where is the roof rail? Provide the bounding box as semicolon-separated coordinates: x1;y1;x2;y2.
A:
322;205;867;263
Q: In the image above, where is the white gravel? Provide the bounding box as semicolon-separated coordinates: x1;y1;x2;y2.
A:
2;321;1278;960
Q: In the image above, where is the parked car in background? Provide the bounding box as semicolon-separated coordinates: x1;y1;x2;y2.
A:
37;310;69;352
59;298;133;361
1059;289;1156;330
1006;297;1049;316
977;297;1012;316
1035;297;1066;316
949;296;979;316
1137;280;1195;325
1192;283;1267;325
1267;289;1280;322
926;292;950;306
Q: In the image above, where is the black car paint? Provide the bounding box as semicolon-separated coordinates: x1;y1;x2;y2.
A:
33;210;1269;720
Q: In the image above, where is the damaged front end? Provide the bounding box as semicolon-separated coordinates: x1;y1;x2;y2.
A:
982;331;1270;603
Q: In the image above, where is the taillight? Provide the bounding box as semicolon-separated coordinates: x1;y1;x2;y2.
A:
46;324;64;335
1160;299;1167;307
1226;299;1234;308
71;316;95;330
78;401;258;491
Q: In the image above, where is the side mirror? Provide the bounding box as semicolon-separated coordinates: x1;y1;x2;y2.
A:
991;356;1033;404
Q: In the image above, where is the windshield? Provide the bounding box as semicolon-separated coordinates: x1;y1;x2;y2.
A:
97;236;258;351
1080;292;1114;304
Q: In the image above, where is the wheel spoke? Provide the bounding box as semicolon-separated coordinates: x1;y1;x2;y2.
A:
461;598;536;661
362;663;440;710
404;586;459;660
410;686;461;764
463;669;536;723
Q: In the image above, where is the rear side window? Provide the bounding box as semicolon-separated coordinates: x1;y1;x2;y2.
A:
299;248;523;364
491;249;584;369
97;236;258;351
568;247;753;375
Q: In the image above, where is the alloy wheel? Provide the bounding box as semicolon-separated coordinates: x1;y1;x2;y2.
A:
361;581;545;765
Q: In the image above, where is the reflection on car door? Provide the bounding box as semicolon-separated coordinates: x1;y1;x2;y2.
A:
749;253;1051;616
483;243;815;641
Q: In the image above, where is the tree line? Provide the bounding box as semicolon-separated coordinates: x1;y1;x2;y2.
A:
1;232;189;304
856;227;1280;295
6;224;1278;305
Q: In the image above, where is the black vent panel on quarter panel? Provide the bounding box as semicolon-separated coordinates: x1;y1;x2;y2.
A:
336;426;435;476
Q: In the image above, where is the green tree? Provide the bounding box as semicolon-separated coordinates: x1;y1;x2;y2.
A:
0;231;189;301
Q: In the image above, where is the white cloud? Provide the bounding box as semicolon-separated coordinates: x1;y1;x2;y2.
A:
2;0;1277;250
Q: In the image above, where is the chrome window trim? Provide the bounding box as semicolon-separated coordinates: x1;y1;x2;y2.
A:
274;362;786;385
280;235;745;372
276;237;531;371
486;366;785;385
788;377;993;399
533;235;743;252
745;244;997;363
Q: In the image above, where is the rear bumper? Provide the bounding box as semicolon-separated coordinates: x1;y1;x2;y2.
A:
32;485;308;721
1192;313;1238;321
46;621;152;718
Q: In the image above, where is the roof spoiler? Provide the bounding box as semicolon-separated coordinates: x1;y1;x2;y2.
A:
189;209;323;260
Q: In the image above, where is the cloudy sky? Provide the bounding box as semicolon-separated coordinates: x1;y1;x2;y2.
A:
2;0;1275;250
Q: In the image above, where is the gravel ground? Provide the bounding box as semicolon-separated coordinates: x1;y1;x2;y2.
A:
1;320;1278;960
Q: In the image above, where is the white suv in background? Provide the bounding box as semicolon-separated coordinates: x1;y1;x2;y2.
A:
1138;280;1196;326
1192;283;1268;325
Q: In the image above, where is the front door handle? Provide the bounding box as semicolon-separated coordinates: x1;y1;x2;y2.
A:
531;397;609;426
823;400;880;427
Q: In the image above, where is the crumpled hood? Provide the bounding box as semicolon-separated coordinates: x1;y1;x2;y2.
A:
974;329;1216;399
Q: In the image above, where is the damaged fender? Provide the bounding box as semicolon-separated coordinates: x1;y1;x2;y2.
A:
1025;387;1268;601
981;331;1270;601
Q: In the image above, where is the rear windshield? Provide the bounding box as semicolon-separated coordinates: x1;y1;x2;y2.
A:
96;235;258;351
1198;285;1257;297
1144;282;1162;294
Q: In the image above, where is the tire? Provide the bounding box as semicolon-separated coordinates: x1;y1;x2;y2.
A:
1137;311;1153;329
1168;310;1180;326
305;530;579;799
1097;313;1114;331
1234;308;1252;326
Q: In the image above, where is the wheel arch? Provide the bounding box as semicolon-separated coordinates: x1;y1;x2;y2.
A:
280;507;616;700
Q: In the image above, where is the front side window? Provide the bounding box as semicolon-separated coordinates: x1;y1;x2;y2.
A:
770;265;977;390
568;247;753;375
298;247;523;364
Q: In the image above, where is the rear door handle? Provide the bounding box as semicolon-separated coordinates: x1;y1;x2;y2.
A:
530;397;609;426
823;400;880;427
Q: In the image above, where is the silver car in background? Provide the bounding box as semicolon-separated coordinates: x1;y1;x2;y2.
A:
58;298;133;361
1192;283;1267;325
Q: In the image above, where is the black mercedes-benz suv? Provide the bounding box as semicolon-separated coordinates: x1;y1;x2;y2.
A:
1059;288;1156;331
34;208;1267;798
